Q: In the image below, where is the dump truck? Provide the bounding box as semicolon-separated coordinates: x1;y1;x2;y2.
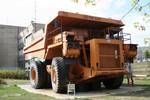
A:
24;11;137;93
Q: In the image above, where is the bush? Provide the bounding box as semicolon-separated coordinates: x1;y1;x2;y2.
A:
144;50;150;60
0;70;27;79
0;79;7;84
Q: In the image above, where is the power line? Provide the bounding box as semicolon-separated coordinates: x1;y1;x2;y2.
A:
121;0;139;20
142;1;150;7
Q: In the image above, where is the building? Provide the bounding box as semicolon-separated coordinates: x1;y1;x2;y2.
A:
0;24;25;69
18;22;45;68
0;22;44;70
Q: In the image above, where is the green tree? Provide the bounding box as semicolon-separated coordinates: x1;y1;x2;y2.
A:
131;0;150;30
144;50;150;60
144;38;150;46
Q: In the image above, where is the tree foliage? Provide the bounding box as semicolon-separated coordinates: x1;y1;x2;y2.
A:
71;0;96;6
144;38;150;46
131;0;150;47
144;49;150;60
131;0;150;30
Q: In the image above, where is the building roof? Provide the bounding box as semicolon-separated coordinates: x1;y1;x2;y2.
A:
0;24;26;29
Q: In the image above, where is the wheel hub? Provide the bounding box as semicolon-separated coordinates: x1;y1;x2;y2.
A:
31;67;36;81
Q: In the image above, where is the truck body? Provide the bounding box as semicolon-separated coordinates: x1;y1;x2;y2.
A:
24;11;137;93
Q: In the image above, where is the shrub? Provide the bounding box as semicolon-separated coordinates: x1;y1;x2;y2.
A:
0;70;27;79
0;79;7;84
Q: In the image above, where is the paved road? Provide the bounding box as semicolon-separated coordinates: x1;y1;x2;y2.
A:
18;84;144;100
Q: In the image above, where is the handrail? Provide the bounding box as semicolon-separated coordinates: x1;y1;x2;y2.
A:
122;33;131;43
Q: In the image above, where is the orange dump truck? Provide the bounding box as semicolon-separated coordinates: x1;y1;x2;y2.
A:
24;11;137;93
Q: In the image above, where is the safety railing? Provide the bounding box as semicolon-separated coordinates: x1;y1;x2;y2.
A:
119;31;131;44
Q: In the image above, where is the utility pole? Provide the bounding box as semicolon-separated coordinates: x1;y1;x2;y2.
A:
34;0;37;33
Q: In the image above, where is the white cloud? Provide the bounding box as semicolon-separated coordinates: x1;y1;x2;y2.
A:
0;0;148;46
0;0;119;26
95;0;113;10
110;14;123;19
114;0;126;8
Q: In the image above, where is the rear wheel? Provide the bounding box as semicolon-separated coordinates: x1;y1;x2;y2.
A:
90;80;101;90
51;57;68;93
76;80;101;92
76;83;90;92
103;75;124;89
29;60;47;89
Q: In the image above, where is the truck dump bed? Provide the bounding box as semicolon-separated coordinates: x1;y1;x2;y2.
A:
24;11;124;60
46;11;124;35
44;11;124;58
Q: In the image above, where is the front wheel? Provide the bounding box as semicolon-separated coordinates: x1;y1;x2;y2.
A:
29;60;47;89
51;57;68;93
103;75;124;89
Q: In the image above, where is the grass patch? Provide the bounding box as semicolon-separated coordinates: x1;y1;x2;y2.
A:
0;85;54;100
3;79;29;85
123;77;150;88
0;80;54;100
133;62;150;68
0;70;27;79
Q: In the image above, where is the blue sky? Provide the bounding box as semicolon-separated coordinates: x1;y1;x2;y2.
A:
0;0;149;46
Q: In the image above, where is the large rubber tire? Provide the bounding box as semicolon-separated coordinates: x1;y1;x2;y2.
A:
103;75;124;89
29;60;47;89
76;79;101;92
90;80;101;91
76;83;90;92
51;57;68;93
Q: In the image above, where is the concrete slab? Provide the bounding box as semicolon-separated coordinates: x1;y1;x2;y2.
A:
18;84;144;100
